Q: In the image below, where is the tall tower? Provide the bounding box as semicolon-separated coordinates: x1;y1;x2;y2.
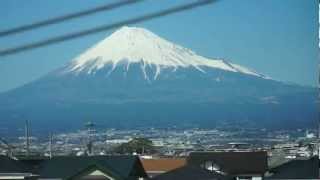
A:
85;121;96;155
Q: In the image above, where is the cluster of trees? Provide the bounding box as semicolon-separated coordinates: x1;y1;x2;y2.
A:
113;137;157;155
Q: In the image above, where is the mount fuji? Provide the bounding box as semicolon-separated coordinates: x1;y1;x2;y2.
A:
0;27;317;131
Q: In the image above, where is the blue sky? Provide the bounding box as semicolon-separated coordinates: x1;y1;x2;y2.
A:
0;0;318;93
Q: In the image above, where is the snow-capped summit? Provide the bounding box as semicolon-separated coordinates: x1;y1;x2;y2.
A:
0;27;316;131
67;26;266;79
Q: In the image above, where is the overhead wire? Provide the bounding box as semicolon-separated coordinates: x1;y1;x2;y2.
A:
0;0;216;57
0;0;144;37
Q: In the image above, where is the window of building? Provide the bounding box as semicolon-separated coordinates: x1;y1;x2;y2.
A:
200;161;224;174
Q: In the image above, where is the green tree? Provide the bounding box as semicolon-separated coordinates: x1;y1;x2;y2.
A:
114;137;156;154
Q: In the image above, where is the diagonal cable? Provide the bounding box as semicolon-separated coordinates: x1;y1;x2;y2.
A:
0;0;216;57
0;0;144;37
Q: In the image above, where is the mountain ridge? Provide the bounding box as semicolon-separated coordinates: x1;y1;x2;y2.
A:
0;26;317;131
64;26;267;80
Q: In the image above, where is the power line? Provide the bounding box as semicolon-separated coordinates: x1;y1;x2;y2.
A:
0;0;216;57
0;0;144;38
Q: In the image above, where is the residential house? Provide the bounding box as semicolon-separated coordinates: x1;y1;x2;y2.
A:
266;156;319;179
0;155;148;180
187;151;268;180
141;158;186;178
0;156;38;179
152;165;232;180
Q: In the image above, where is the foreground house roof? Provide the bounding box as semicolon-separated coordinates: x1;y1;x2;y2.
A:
152;165;232;180
0;155;147;180
187;151;268;175
0;156;26;173
267;156;319;179
141;158;186;172
38;156;147;179
0;156;39;179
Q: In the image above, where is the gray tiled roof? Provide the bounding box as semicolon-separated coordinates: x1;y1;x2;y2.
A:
267;156;319;179
152;165;232;180
187;151;268;175
0;155;147;179
0;156;27;173
37;155;146;179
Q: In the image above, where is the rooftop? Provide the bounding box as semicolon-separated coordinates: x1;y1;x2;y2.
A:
141;158;186;172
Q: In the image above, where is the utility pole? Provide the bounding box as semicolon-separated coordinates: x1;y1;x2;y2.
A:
25;120;30;157
317;51;320;158
318;81;320;158
49;133;53;159
316;8;320;159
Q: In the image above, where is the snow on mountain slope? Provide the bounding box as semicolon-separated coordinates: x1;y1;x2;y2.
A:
1;27;317;131
66;26;267;79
